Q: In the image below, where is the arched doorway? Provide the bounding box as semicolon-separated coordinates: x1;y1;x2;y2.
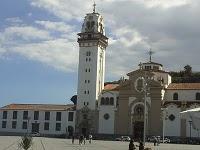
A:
132;104;144;140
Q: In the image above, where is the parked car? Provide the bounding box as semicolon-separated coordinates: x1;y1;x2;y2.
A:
115;136;131;141
31;132;40;137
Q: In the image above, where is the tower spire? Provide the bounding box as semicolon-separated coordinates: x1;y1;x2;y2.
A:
93;1;96;13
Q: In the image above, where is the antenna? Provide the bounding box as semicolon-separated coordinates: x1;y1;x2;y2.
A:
93;0;96;13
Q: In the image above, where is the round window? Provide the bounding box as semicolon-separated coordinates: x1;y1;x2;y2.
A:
104;113;110;120
169;114;175;121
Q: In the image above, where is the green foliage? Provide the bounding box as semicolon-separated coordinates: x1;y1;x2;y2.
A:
170;65;200;83
18;135;33;150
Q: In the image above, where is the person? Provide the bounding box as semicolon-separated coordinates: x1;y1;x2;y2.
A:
129;139;136;150
153;137;157;146
89;134;92;144
83;136;86;145
72;135;75;144
138;141;144;150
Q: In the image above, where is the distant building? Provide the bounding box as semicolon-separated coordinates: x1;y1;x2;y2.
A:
0;104;76;136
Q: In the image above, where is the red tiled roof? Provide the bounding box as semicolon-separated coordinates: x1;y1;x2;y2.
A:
0;104;75;111
104;84;119;91
167;83;200;90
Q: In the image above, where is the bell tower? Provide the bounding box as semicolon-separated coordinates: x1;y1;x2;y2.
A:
77;5;108;110
76;4;108;135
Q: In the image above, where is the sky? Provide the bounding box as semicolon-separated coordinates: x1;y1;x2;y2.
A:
0;0;200;107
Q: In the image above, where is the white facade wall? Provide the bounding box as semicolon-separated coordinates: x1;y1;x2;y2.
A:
77;45;105;110
0;110;75;135
165;104;181;137
164;90;200;101
98;91;118;134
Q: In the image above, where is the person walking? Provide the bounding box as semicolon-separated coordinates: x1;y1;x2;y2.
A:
129;139;136;150
138;141;144;150
89;134;92;144
72;135;75;144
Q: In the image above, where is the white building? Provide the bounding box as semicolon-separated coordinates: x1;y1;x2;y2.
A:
0;104;76;136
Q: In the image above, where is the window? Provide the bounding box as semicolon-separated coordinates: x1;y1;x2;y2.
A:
87;102;89;105
89;58;91;61
86;58;88;62
68;112;74;121
85;80;87;83
56;123;61;131
3;111;7;119
85;69;87;72
22;122;27;129
104;113;110;120
105;97;109;105
88;68;90;72
101;98;105;105
88;80;90;83
45;112;50;120
13;111;17;119
44;122;49;130
12;121;17;129
110;97;114;105
84;91;86;94
56;112;62;121
145;66;151;70
2;121;7;128
34;111;39;120
23;111;28;120
87;90;89;94
196;93;200;100
169;114;175;121
173;93;178;100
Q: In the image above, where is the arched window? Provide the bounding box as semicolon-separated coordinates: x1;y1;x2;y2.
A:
196;93;200;100
101;97;105;105
173;93;178;100
110;97;114;105
105;97;109;105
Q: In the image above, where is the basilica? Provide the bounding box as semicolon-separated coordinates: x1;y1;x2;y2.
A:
75;6;200;139
0;6;200;139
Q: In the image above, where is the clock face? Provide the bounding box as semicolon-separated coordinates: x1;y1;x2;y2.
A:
134;77;144;93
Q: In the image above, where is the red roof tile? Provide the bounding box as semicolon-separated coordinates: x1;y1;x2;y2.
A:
167;83;200;90
104;84;119;91
0;104;75;111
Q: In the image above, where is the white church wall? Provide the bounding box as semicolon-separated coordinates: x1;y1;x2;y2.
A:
165;104;181;137
98;91;118;134
164;90;200;101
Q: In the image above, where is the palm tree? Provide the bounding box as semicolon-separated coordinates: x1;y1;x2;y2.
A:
18;135;33;150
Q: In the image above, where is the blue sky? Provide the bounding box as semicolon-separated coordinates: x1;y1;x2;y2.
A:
1;0;200;107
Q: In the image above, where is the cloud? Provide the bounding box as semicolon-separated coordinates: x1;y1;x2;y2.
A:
1;0;200;80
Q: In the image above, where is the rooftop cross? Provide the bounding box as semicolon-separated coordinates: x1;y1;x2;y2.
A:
93;1;96;13
148;48;154;62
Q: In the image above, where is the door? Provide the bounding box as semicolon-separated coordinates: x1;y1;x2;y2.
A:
133;121;144;140
32;123;40;133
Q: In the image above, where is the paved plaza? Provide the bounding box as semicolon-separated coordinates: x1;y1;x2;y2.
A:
0;136;200;150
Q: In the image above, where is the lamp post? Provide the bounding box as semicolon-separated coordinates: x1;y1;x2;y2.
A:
161;108;168;143
142;73;148;146
189;120;192;141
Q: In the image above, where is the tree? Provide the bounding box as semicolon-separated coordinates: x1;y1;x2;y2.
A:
184;65;192;76
18;135;33;150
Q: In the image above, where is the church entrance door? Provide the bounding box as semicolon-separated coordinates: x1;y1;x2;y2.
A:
133;121;144;140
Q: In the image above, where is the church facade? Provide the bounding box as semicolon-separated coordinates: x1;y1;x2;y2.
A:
75;7;200;139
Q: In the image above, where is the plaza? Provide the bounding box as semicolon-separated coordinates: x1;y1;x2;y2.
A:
0;136;200;150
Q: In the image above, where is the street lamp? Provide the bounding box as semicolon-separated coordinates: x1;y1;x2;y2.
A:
161;108;168;143
189;120;192;141
142;73;148;146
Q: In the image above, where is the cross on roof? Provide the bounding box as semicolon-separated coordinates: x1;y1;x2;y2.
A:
93;1;96;13
148;48;154;62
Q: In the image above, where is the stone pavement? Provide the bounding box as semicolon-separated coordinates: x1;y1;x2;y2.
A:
0;136;200;150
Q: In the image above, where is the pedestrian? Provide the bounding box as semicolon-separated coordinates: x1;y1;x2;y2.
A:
89;134;92;144
138;141;144;150
129;139;136;150
72;135;75;144
153;137;157;146
83;136;86;145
